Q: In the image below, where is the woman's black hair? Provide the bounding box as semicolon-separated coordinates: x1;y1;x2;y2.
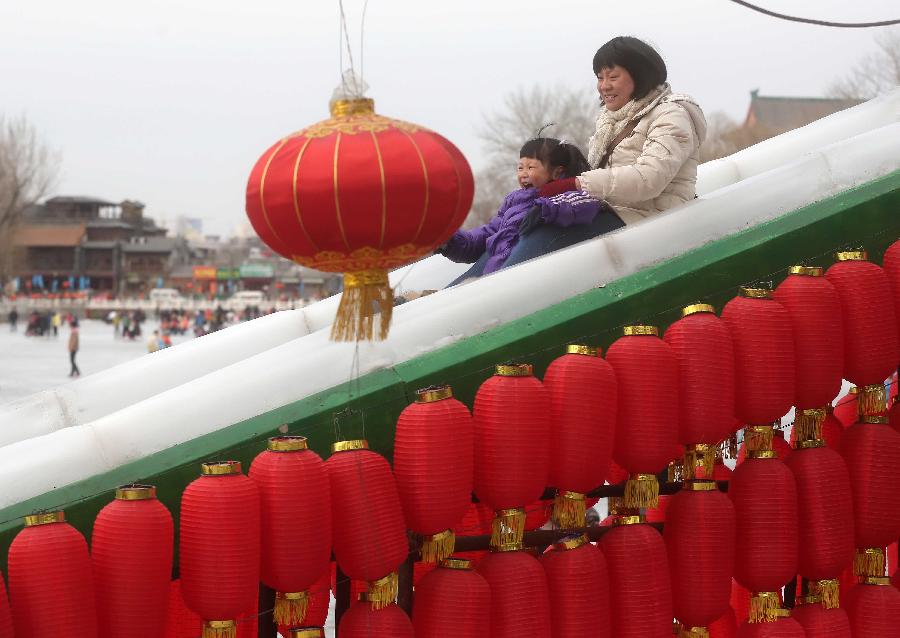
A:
519;137;590;178
592;36;667;101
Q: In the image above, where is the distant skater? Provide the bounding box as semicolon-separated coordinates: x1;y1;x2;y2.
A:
68;319;81;377
7;309;17;332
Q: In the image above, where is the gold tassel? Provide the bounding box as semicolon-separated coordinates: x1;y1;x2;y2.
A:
727;433;739;460
679;628;710;638
366;572;399;610
813;579;840;610
203;620;236;638
744;424;774;454
552;491;586;529
490;508;526;549
420;529;455;563
331;270;392;341
854;547;886;578
624;473;659;509
794;408;825;446
749;592;781;623
684;444;715;480
273;591;309;626
859;384;887;417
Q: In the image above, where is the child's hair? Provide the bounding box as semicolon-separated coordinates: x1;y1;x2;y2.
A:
519;137;590;178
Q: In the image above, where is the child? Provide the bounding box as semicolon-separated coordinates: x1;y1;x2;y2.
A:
441;138;621;284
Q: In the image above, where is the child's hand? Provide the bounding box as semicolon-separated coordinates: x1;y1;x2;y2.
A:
518;205;543;237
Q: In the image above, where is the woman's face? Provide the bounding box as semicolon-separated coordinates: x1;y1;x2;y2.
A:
596;65;635;111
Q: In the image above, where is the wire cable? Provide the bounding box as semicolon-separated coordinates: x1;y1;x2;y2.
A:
726;0;900;28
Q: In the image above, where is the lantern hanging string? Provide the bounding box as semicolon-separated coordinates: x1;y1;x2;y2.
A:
337;0;370;99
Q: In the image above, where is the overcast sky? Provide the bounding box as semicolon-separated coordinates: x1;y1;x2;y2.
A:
1;0;895;237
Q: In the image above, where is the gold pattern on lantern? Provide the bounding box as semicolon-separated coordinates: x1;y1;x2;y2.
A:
491;540;525;553
835;250;868;262
203;620;237;638
553;534;590;551
793;408;825;447
613;513;645;526
863;576;892;585
566;344;598;356
331;440;369;453
624;473;659;509
201;461;242;476
811;579;840;609
440;557;472;570
743;424;775;453
115;484;157;500
623;325;658;336
491;508;526;548
420;529;455;564
681;303;715;317
366;572;399;610
495;364;533;377
679;627;710;638
23;511;65;527
788;265;824;277
289;629;325;638
274;590;309;626
268;436;309;452
738;286;774;299
552;491;587;529
749;592;781;623
854;547;886;577
859;384;887;418
684;480;717;491
415;386;453;403
292;244;425;272
684;444;716;480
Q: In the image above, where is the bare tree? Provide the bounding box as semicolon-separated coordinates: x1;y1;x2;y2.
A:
0;115;59;281
465;85;599;227
828;28;900;99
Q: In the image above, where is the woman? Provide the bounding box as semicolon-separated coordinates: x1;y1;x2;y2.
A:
577;36;707;224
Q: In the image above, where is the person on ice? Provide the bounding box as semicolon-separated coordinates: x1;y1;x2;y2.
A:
440;137;624;286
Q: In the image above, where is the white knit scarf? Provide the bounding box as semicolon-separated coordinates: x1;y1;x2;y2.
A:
587;83;671;169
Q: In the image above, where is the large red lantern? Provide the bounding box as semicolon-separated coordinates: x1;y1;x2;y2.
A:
477;544;551;638
326;440;408;608
413;557;490;638
8;511;97;638
180;461;260;638
665;481;736;631
845;577;900;637
663;304;735;450
394;385;473;562
248;436;331;626
785;432;854;608
606;325;678;509
598;515;673;638
92;484;174;638
729;444;798;623
473;364;550;547
338;597;414;638
774;266;844;413
790;598;851;638
0;568;11;638
543;345;617;528
825;251;898;388
540;534;611;638
721;287;795;427
245;97;474;340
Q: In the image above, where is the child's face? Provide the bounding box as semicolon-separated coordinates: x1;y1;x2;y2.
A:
519;157;557;189
516;158;529;188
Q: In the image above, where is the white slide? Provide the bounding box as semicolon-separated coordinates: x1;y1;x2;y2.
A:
0;90;897;462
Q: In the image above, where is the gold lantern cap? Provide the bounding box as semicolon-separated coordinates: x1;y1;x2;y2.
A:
623;325;658;336
682;303;715;317
566;344;599;356
495;363;533;377
553;534;590;552
23;511;65;527
788;265;823;277
440;557;473;570
290;629;325;638
415;385;453;403
268;436;309;452
115;484;157;500
332;439;369;453
864;576;892;586
613;514;645;526
491;541;525;553
201;461;242;476
739;285;773;299
329;98;375;118
835;250;868;262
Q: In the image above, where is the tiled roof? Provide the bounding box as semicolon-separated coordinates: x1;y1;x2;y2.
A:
746;93;864;131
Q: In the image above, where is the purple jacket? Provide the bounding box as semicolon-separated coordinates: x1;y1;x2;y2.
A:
443;186;602;275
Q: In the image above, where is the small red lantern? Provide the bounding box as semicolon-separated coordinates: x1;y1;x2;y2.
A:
721;286;795;426
774;266;844;412
92;484;174;638
326;440;408;608
598;515;673;638
338;597;414;638
540;533;611;638
248;436;331;626
473;364;550;547
825;250;898;387
543;344;617;529
477;544;552;638
413;557;490;638
790;598;851;638
394;385;473;562
8;511;97;638
845;577;900;637
606;325;679;509
663;303;735;448
729;442;798;623
665;481;736;631
180;461;260;638
245;97;474;340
